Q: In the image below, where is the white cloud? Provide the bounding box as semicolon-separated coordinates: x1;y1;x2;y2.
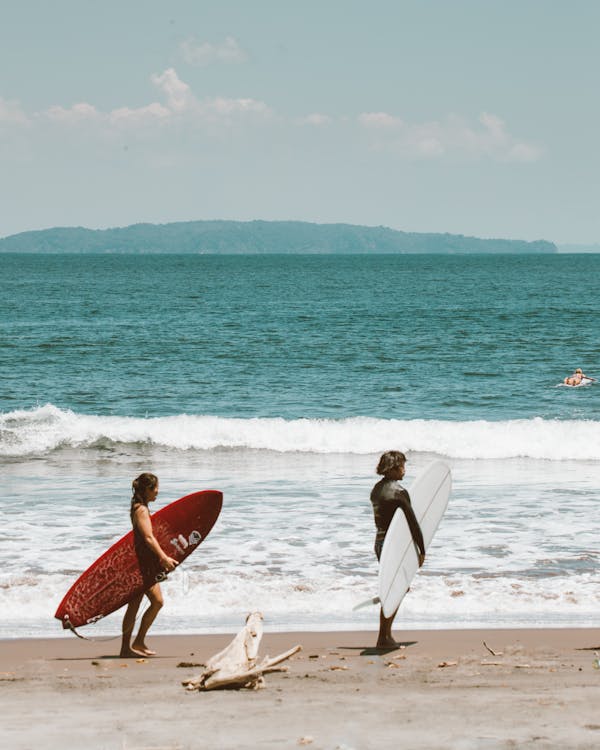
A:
43;102;99;123
108;103;171;126
358;110;541;162
479;112;505;139
300;113;333;126
150;68;194;113
4;72;541;165
460;112;541;162
180;36;248;66
149;68;272;124
358;112;402;128
0;97;30;125
507;142;540;162
41;100;170;129
203;96;272;118
416;137;444;157
27;68;271;136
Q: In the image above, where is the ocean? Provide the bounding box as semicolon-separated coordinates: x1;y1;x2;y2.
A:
1;252;599;638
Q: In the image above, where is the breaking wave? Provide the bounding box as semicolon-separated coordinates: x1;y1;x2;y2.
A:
1;404;599;460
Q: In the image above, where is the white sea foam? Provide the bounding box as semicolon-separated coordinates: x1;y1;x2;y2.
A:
1;404;600;460
2;565;600;638
1;449;599;637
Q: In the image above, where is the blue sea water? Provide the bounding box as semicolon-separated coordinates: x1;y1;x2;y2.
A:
2;253;599;421
1;253;599;637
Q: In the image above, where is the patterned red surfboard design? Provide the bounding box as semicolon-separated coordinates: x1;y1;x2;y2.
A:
54;490;223;629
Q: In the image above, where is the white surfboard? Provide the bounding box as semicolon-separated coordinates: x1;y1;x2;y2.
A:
378;460;451;617
565;377;593;388
558;376;595;388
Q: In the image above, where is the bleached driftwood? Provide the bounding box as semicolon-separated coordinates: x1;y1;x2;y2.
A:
182;611;301;691
196;644;302;691
205;610;264;675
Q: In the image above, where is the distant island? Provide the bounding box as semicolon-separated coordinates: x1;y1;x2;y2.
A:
0;220;557;254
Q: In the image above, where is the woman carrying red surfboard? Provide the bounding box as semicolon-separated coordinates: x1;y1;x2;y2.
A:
120;473;179;657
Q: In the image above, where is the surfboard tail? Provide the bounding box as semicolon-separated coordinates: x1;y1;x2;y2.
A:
352;596;380;611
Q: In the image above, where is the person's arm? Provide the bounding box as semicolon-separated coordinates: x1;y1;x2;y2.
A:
395;490;426;566
133;506;178;571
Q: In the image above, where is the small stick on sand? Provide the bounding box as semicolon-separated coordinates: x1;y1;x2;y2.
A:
483;641;503;657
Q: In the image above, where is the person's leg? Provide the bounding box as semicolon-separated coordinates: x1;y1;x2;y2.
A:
131;584;164;655
377;605;400;648
120;593;144;657
374;540;399;648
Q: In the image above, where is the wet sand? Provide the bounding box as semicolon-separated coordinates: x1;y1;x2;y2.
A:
2;628;600;749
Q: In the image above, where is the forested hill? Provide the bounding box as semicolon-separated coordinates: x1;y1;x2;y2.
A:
0;220;557;254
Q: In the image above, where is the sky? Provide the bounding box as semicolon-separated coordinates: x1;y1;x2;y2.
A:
1;0;599;244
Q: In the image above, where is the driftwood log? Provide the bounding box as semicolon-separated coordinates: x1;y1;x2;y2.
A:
182;612;301;691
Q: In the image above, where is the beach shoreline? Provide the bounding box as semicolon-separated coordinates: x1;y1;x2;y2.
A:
2;627;600;749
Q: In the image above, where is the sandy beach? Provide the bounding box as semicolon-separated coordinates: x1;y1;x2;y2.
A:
2;627;600;749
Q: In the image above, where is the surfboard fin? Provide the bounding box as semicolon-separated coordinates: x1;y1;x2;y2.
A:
352;596;380;611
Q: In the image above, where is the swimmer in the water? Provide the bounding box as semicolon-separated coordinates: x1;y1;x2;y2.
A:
564;368;595;386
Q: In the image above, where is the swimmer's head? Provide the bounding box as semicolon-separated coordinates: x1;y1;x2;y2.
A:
576;368;583;374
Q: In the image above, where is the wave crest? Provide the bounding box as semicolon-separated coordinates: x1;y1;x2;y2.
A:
1;404;599;460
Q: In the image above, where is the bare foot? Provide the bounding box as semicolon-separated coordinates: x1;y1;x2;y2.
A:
132;642;156;656
119;646;146;658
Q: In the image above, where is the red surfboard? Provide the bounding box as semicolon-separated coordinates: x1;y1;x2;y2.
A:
55;489;223;629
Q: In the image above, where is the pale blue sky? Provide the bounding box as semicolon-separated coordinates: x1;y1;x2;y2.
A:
1;0;599;243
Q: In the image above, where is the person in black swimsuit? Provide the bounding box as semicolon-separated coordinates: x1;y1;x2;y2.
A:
370;451;425;648
120;473;178;657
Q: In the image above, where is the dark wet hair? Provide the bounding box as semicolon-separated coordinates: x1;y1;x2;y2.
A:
131;472;159;507
376;450;406;476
